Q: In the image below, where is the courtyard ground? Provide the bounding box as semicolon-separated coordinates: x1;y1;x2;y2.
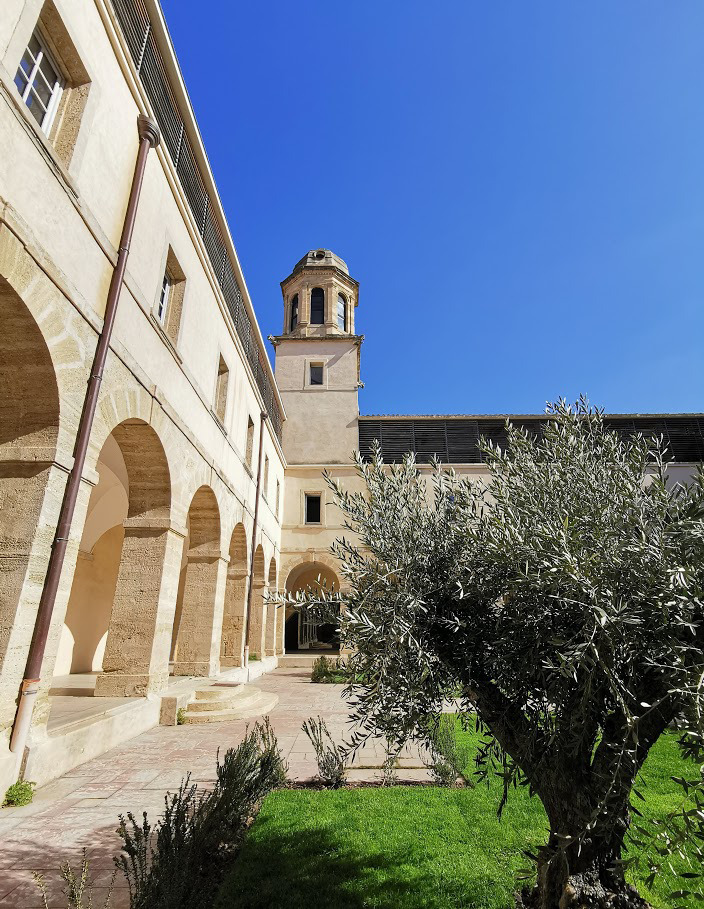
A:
0;669;427;908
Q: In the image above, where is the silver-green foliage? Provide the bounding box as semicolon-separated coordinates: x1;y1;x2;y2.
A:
291;398;704;906
302;715;346;787
34;850;115;909
116;718;286;909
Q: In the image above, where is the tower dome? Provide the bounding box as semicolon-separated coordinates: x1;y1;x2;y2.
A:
279;248;359;338
292;249;349;275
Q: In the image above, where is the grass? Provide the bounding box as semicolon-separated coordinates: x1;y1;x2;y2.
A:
216;728;698;909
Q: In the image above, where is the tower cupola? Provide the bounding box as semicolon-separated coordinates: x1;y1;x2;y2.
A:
280;248;359;338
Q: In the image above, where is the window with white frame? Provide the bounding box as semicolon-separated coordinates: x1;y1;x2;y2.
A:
157;272;172;324
14;31;64;135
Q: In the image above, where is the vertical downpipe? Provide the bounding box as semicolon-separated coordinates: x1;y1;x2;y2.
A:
9;115;161;765
243;411;268;669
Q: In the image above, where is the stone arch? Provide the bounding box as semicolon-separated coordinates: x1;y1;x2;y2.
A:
90;419;174;697
220;523;249;668
265;557;280;657
0;279;63;742
171;486;226;677
284;560;340;653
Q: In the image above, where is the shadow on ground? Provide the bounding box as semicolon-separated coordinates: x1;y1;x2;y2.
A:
214;823;501;909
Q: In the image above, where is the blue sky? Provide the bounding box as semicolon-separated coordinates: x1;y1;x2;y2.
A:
162;1;704;416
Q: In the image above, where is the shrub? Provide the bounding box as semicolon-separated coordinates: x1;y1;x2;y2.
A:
424;715;471;787
176;707;186;725
116;718;286;909
295;399;704;908
34;850;115;909
302;716;346;787
3;779;35;807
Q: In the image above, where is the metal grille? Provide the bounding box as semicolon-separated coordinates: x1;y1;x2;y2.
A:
111;0;282;440
359;417;704;465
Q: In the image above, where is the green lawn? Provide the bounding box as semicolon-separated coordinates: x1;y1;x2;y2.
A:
216;731;697;909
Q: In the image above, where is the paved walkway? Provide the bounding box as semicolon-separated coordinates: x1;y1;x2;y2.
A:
0;668;428;908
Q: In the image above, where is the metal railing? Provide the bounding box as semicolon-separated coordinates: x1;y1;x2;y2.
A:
111;0;282;440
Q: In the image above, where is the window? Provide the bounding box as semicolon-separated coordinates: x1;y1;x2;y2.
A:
214;356;229;424
305;494;321;524
275;480;280;519
15;32;64;135
263;455;269;499
157;274;171;324
290;294;298;332
245;417;255;468
310;287;325;325
156;249;186;344
12;8;91;168
337;294;347;332
309;364;324;386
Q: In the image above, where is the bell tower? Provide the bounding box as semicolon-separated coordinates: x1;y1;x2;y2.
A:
271;249;362;465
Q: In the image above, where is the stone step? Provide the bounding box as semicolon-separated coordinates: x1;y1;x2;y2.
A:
183;686;278;724
187;688;265;713
277;652;340;668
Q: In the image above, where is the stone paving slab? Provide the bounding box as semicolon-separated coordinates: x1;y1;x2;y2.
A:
0;668;430;906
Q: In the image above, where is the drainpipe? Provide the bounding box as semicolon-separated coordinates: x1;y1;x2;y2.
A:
9;115;161;762
243;410;268;667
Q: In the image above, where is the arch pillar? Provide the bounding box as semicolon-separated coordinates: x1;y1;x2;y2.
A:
264;600;279;657
248;579;267;660
94;518;185;697
172;550;228;677
1;462;95;743
264;559;279;657
220;565;248;668
276;603;286;656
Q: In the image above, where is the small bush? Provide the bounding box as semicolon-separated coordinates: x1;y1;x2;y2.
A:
116;718;286;909
3;779;35;807
310;655;347;683
302;716;346;787
424;715;472;787
176;708;187;725
34;849;115;909
249;653;260;662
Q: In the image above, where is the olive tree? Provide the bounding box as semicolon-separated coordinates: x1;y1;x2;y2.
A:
292;399;704;909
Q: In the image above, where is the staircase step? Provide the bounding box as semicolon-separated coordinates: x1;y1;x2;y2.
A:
183;687;278;724
187;690;265;712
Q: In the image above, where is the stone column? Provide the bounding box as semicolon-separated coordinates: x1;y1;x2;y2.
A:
95;519;185;696
247;580;267;660
264;597;278;657
0;457;89;788
276;603;286;655
220;564;248;668
171;551;228;677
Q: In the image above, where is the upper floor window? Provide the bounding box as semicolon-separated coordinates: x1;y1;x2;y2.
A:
157;274;172;325
309;364;324;386
275;480;280;519
245;416;255;468
263;455;270;499
337;294;347;332
15;32;64;135
290;294;298;332
310;287;324;325
214;356;229;424
305;493;322;525
155;249;186;344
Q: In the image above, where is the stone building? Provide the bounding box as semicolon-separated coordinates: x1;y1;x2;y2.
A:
1;0;703;794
